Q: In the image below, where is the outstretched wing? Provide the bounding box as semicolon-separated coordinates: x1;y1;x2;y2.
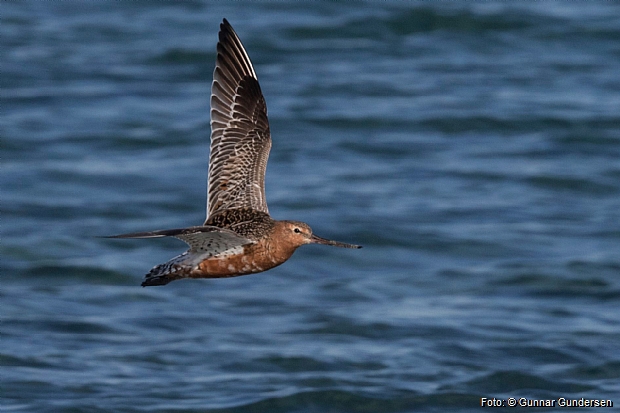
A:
106;226;255;287
106;225;254;254
207;18;272;221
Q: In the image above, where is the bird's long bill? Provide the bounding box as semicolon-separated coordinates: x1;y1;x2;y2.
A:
310;234;362;249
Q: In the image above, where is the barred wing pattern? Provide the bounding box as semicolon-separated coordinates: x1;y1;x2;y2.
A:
207;19;271;221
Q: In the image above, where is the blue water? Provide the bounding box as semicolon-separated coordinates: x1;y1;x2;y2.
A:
3;2;620;412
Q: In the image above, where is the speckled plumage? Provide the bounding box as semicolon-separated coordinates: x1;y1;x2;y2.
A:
107;19;360;287
205;208;275;240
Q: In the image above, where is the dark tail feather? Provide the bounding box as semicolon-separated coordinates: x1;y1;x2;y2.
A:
141;253;193;287
141;273;178;287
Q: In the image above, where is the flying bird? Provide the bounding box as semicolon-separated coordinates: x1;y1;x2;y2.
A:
108;19;361;286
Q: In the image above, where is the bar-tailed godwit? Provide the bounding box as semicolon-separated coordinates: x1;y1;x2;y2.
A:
108;19;361;286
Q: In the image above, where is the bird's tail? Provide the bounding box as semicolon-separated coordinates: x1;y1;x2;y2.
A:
141;252;194;287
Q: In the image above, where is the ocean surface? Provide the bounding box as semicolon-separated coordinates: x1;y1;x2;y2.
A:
2;2;619;412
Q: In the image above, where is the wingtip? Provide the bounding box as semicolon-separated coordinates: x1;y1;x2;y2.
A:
98;234;136;239
101;232;167;239
220;18;233;35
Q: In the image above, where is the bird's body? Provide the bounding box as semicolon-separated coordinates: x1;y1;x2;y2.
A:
108;19;360;286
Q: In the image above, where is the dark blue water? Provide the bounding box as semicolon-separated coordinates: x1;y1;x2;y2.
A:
3;2;620;412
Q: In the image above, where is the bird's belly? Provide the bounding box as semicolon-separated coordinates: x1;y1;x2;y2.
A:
192;251;280;278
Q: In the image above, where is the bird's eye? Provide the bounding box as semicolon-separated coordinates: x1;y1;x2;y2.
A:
294;228;301;233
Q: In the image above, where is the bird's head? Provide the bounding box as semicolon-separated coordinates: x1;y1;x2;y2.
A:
276;220;362;250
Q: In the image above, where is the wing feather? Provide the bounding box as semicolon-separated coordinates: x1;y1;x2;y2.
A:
106;225;254;253
207;19;271;220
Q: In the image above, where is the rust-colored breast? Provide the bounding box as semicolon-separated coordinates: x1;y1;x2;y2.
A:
192;238;294;279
